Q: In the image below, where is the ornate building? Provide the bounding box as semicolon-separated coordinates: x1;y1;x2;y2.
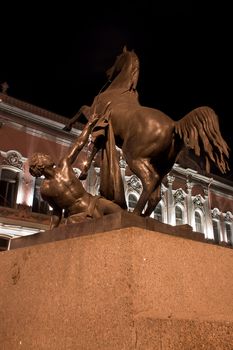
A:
0;91;232;250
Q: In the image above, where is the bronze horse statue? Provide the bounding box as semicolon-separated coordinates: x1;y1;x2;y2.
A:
63;46;230;216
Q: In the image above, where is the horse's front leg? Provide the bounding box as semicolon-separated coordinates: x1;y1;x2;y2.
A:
63;105;91;131
143;185;161;217
126;158;160;216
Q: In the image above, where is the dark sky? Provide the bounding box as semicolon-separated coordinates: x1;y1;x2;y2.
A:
1;1;232;179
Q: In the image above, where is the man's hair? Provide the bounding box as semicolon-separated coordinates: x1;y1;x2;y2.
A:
29;153;55;170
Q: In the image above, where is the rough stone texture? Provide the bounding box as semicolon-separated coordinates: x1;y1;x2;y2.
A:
10;211;204;250
1;226;233;349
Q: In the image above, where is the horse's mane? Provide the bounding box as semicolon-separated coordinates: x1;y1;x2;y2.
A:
106;47;140;92
129;50;140;91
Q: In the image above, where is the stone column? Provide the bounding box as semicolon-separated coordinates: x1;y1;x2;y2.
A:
166;174;175;225
204;178;215;240
186;176;194;228
119;156;127;194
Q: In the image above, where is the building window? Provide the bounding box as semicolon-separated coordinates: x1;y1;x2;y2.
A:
32;178;50;214
225;222;232;245
195;211;203;233
128;193;137;212
212;219;220;243
175;205;184;225
154;203;162;222
0;169;19;208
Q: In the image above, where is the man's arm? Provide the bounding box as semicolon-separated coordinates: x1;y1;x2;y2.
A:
67;101;111;165
66;113;99;165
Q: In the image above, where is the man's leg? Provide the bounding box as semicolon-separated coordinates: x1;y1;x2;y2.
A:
97;197;122;215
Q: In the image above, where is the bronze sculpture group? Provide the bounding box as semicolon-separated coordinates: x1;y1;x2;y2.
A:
28;108;122;229
29;46;230;229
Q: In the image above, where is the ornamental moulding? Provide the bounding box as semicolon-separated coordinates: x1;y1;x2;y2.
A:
0;150;24;170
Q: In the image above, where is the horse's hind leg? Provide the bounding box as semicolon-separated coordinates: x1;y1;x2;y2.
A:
126;158;160;216
143;185;161;217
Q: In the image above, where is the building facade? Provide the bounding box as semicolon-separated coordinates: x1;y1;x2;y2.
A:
0;91;232;250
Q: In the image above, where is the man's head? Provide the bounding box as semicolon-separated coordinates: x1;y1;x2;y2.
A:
29;153;55;177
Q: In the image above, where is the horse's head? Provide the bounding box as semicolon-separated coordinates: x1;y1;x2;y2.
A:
106;46;129;81
106;46;139;89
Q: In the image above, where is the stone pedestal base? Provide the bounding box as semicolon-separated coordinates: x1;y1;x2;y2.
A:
1;225;233;349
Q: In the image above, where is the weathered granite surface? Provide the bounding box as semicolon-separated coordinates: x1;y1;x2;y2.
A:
1;225;233;349
10;211;204;250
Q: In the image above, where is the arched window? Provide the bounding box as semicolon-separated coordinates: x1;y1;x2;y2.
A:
128;193;137;212
175;205;184;225
195;210;203;233
225;222;232;245
154;203;162;222
32;178;50;214
212;219;220;243
0;169;19;208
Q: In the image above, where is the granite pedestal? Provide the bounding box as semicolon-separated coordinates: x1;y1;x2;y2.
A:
1;213;233;349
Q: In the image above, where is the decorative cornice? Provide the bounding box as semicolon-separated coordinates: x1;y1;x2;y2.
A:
173;164;233;198
0;101;81;137
173;188;185;204
224;211;233;222
193;194;204;210
126;175;142;194
0;150;26;170
0;93;67;125
212;207;220;219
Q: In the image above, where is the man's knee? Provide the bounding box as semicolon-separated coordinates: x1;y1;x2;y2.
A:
99;198;122;214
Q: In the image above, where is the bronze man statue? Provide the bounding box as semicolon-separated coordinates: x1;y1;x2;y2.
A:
28;110;122;229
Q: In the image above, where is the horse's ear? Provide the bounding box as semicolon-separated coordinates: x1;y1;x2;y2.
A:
123;45;127;53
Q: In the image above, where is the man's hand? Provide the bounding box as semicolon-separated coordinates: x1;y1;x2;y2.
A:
88;101;111;126
88;112;99;126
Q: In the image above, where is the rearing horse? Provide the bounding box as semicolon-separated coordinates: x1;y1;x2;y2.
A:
63;46;230;216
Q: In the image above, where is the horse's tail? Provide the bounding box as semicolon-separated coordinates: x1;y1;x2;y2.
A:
175;106;230;174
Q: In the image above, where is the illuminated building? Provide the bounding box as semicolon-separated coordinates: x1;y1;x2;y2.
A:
0;91;232;250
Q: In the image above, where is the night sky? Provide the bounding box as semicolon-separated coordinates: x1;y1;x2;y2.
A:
1;1;232;179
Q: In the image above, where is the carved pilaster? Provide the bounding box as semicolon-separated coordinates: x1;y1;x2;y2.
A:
186;178;193;227
94;167;101;195
186;180;193;194
119;158;127;170
119;156;128;193
167;174;175;187
166;174;175;225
